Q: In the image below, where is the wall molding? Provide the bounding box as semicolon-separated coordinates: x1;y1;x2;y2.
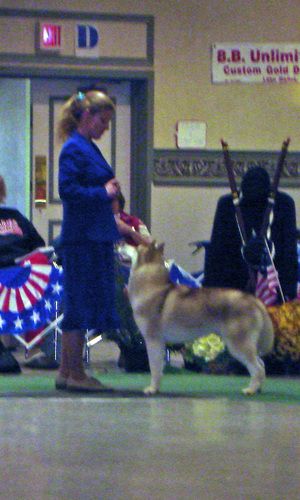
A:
153;148;300;187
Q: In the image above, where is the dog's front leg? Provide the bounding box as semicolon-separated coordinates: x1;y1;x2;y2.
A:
143;336;165;395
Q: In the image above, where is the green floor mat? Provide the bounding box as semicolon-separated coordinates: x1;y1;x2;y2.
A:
0;368;300;404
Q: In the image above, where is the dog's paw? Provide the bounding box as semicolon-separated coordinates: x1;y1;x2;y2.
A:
242;386;262;396
143;385;159;395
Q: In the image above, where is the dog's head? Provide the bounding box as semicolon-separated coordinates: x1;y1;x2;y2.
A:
131;240;165;269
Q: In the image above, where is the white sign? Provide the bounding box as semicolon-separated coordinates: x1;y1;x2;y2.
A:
75;24;100;58
212;43;300;83
175;121;206;149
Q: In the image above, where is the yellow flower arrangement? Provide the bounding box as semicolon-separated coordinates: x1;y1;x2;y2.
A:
186;333;225;362
267;299;300;361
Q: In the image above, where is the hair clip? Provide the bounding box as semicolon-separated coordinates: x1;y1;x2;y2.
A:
76;91;85;101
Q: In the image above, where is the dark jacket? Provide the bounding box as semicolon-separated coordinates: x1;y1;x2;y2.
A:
0;207;45;267
203;191;298;300
58;131;120;244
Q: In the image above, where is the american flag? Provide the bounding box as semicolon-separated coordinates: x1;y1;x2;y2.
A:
0;251;63;335
255;263;278;306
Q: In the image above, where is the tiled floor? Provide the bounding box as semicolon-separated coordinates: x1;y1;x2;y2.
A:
1;342;300;500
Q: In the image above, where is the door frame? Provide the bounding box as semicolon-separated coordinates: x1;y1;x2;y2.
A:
0;67;154;231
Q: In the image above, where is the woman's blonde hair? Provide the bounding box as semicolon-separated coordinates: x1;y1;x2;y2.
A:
57;90;115;141
0;175;7;204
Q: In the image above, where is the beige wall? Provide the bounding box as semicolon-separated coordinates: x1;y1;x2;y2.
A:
6;0;300;148
3;0;300;268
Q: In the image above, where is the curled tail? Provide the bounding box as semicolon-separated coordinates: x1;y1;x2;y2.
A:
256;299;274;355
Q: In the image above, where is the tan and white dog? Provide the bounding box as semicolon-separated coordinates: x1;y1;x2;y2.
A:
128;242;274;396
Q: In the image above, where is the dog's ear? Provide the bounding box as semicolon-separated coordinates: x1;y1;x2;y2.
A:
136;243;150;266
156;242;165;254
130;247;138;268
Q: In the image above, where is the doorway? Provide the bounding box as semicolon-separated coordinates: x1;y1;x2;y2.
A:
0;73;153;244
31;78;131;243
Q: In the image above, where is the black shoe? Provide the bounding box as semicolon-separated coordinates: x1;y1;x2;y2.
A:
0;349;21;374
24;352;59;370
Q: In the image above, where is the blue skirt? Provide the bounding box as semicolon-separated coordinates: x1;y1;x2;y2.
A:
61;241;120;332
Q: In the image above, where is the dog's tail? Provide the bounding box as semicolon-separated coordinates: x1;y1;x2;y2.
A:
256;299;274;355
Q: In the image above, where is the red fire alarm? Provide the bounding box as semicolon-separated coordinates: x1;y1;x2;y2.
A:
38;22;62;51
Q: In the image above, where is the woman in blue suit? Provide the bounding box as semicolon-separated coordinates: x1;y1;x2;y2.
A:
56;90;120;392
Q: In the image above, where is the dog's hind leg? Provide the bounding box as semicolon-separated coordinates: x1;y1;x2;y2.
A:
226;339;266;395
143;336;165;395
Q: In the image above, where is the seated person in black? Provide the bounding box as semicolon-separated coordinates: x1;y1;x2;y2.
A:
0;206;45;267
203;166;298;302
0;176;45;372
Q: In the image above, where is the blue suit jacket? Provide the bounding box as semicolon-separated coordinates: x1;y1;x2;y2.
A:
59;131;120;243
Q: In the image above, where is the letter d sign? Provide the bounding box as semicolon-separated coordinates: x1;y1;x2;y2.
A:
75;24;100;57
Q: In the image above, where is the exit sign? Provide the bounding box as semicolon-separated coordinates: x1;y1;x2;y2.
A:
38;22;62;51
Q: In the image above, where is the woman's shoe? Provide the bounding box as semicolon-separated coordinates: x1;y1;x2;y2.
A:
66;376;113;393
55;373;68;390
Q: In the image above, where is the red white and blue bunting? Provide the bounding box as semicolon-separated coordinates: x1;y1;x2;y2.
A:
0;252;63;335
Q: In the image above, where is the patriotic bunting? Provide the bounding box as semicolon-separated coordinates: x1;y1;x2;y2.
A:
0;251;63;335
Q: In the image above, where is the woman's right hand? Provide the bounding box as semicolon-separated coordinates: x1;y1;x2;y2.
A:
105;178;120;198
115;218;151;246
128;229;152;246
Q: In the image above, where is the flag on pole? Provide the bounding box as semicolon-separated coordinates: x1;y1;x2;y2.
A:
255;262;278;306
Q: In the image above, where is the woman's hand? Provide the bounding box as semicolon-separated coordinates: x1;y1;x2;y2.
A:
105;178;120;198
129;230;152;246
115;218;152;246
